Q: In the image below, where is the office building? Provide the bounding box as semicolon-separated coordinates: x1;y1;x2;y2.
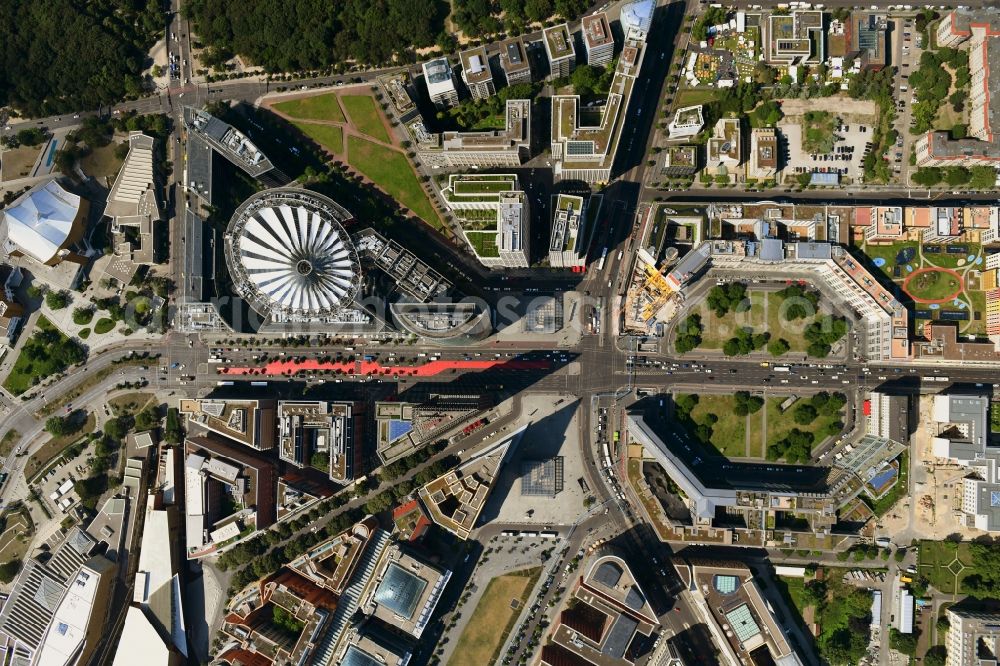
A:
620;0;654;36
329;629;412;666
288;516;380;595
374;393;490;464
276;400;363;483
551;33;647;183
543;23;576;78
184;435;277;558
707;118;743;174
674;560;805;665
220;568;337;666
417;427;524;539
132;497;188;658
179;398;276;451
748;127;779;179
764;10;825;65
549;194;595;268
184;107;286;186
422;58;459;109
0;529;116;665
945;607;1000;666
103;132;161;277
845;12;889;70
701;239;910;361
499;36;533;84
541;552;659;665
668;104;705;140
860;205;905;243
628;408;905;533
114;607;184;666
460;46;495;99
658;145;700;177
440;174;530;268
960;450;1000;531
916;10;1000;167
410;99;530;169
361;545;451;639
378;72;419;121
582;13;615;66
930;394;990;464
866;392;910;444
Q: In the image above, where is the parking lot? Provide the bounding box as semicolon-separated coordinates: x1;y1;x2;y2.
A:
780;117;873;183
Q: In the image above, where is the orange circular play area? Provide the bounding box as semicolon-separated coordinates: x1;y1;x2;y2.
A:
901;267;964;304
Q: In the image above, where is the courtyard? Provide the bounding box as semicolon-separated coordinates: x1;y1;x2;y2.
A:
858;239;987;336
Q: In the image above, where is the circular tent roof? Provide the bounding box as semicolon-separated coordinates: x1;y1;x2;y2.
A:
225;189;361;321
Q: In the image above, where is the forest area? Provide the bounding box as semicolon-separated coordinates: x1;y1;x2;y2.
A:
0;0;165;116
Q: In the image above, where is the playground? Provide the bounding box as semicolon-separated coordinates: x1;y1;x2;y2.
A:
862;239;987;336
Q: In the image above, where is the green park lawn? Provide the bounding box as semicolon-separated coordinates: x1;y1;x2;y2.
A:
699;291;765;349
272;92;346;124
79;142;124;181
860;241;919;278
292;121;344;155
764;397;843;447
746;409;766;458
922;243;981;269
674;88;721;108
448;568;540;666
918;539;973;594
680;393;747;458
347;136;440;227
466;231;500;258
3;317;69;395
698;291;810;353
340;95;390;142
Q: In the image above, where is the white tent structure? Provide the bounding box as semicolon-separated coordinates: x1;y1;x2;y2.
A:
1;179;83;265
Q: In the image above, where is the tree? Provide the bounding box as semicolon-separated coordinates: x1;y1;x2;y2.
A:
889;628;917;656
706;283;748;317
45;290;70;310
803;579;827;606
970;166;997;190
768;338;790;356
793;403;818;425
570;64;611;97
913;168;943;187
72;307;94;326
0;559;21;583
674;314;703;353
924;646;947;666
45;415;80;437
692;6;728;40
945;166;971;186
134;406;159;432
104;417;127;441
750;99;783;127
734;391;764;416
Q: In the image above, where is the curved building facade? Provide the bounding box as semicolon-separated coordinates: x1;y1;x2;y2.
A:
224;188;361;324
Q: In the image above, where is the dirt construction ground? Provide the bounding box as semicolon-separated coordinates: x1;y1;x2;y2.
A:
880;394;989;541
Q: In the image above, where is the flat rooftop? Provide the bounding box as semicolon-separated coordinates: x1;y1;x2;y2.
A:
544;23;575;60
583;13;614;49
364;546;451;638
499;36;531;73
460;46;493;85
